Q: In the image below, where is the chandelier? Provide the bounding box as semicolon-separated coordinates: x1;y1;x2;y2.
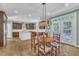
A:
39;3;49;27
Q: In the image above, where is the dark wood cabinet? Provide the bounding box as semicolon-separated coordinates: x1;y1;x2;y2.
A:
0;11;7;47
13;23;22;29
0;22;3;46
26;23;35;29
12;32;19;38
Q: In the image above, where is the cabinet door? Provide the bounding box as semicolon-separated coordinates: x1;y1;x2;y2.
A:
26;23;35;29
12;32;19;38
0;12;4;46
0;23;3;46
13;23;22;29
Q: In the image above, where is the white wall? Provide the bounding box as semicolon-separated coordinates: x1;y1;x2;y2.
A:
70;12;77;46
7;22;12;41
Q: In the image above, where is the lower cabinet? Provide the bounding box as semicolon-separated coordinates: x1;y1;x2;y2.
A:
12;32;19;38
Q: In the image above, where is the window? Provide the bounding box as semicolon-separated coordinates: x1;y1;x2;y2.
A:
53;22;60;34
63;21;72;40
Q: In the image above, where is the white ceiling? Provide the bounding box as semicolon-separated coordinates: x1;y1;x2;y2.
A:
0;3;79;22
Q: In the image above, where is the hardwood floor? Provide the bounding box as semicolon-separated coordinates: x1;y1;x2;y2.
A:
0;38;79;56
60;44;79;56
0;38;37;56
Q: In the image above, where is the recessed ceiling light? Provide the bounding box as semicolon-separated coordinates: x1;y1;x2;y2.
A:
65;3;69;7
47;12;50;15
28;14;32;17
14;16;18;18
15;10;18;13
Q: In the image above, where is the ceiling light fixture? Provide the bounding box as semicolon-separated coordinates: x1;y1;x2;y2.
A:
28;14;32;17
15;10;18;13
14;16;18;18
65;3;69;7
40;3;49;27
47;12;50;16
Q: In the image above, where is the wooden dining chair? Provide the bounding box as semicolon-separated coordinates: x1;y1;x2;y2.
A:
51;34;60;56
38;33;52;56
31;32;38;52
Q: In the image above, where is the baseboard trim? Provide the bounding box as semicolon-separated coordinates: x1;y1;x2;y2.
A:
60;42;79;49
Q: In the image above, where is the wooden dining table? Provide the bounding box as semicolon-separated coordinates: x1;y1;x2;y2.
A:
39;36;53;44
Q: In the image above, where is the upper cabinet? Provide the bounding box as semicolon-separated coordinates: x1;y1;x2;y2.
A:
12;23;22;29
26;23;36;29
0;11;7;21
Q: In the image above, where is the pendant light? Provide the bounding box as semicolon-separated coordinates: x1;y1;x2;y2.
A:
40;3;48;27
